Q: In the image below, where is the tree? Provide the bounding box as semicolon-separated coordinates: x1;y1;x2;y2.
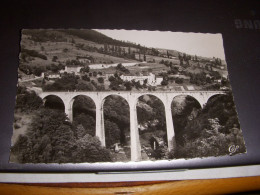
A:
175;78;184;84
12;109;74;163
73;113;95;136
170;93;246;159
82;74;90;81
124;81;132;90
51;124;76;163
80;66;90;73
63;48;68;53
32;66;46;76
73;134;111;163
43;73;79;91
178;53;183;66
105;120;121;148
11;106;113;163
116;63;130;73
118;46;122;55
66;59;83;66
98;77;104;83
20;48;47;60
195;55;198;62
132;80;142;89
52;56;58;62
75;124;87;138
104;43;108;53
50;64;59;73
75;82;94;91
161;78;168;86
15;86;43;112
160;59;165;64
108;76;116;82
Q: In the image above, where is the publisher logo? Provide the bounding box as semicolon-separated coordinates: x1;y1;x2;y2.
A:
229;145;239;154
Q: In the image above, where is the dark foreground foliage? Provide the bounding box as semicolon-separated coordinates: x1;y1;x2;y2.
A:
15;86;43;112
169;92;246;159
11;108;111;163
20;48;47;60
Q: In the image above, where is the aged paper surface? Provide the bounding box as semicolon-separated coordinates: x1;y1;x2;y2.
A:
10;29;246;163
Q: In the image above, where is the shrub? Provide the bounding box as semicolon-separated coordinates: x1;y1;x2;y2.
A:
97;77;104;83
11;108;112;163
21;48;47;60
15;86;43;112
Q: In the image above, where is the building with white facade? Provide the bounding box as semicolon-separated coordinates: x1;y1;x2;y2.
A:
77;56;92;64
64;65;83;75
41;72;61;79
89;63;138;70
120;73;163;86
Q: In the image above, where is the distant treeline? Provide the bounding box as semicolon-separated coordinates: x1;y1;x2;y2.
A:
22;29;150;53
59;29;142;49
22;29;67;42
20;48;47;61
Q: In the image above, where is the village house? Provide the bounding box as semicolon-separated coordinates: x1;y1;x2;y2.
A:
120;73;163;86
76;56;92;64
186;85;195;90
214;79;222;84
41;72;61;80
64;65;83;75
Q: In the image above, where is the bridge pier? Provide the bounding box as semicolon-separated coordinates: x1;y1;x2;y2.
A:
96;101;106;147
129;99;141;161
64;99;74;122
165;100;175;152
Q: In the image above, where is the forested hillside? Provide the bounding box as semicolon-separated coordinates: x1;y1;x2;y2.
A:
170;92;246;159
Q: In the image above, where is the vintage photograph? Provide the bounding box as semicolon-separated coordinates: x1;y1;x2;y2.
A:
10;29;246;163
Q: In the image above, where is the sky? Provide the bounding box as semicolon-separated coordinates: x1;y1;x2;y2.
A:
95;29;226;60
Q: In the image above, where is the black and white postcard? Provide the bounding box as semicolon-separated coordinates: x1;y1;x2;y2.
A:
10;29;246;163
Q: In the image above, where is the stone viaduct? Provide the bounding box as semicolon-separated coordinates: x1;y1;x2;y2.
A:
38;91;226;161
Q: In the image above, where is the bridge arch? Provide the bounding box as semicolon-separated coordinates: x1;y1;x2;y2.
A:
69;94;96;121
135;93;165;106
187;93;208;108
137;94;168;160
38;91;226;161
70;95;97;138
171;94;202;110
42;94;65;112
102;95;131;161
206;93;228;106
171;95;202;146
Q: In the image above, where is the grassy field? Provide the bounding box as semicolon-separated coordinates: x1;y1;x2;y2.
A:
21;33;139;68
127;62;169;75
